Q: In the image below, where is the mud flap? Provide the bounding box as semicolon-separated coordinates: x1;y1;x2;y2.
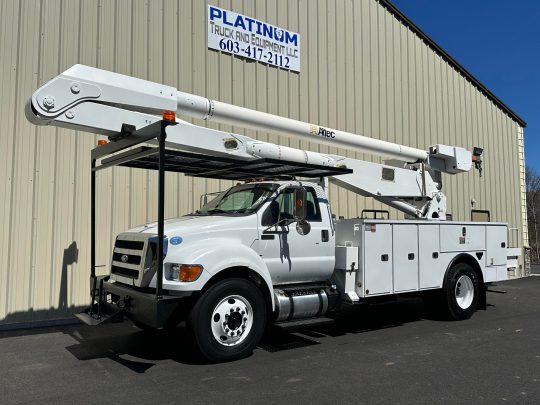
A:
479;283;487;310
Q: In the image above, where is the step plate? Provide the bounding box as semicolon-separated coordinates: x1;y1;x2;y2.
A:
275;317;334;330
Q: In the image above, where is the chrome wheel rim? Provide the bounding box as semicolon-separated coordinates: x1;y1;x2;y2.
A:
211;295;253;346
455;275;474;309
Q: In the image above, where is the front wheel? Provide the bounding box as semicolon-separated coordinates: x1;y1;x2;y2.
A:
442;262;480;320
188;278;267;362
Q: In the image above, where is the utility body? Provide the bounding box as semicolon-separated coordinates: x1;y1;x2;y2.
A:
27;65;513;362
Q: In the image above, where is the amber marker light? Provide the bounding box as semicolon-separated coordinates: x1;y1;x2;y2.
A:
162;110;176;122
97;139;108;146
179;264;203;282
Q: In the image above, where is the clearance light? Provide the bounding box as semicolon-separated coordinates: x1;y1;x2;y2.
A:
162;110;176;122
97;139;108;146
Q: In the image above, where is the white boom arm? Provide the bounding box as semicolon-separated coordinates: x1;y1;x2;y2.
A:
175;91;428;163
26;64;479;219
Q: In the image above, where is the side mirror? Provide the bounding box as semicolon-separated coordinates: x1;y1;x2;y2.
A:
296;219;311;236
293;187;307;222
293;187;310;235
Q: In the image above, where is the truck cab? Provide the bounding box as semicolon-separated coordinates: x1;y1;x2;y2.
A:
110;180;335;293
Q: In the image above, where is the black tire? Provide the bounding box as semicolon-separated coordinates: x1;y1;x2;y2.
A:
187;278;267;362
441;262;480;320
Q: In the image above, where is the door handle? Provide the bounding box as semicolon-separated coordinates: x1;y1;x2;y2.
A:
321;229;329;242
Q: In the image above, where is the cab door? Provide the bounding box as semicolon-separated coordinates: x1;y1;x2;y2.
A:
256;187;335;284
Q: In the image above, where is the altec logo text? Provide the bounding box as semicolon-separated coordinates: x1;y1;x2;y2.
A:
317;127;335;138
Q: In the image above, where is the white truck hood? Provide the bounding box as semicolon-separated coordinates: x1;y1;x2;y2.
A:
127;214;260;246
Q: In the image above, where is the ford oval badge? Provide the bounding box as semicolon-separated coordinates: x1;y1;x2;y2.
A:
170;236;183;245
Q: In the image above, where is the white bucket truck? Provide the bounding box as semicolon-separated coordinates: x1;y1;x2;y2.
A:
26;65;511;362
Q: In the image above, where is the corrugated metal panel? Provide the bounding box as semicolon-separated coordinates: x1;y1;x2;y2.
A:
0;0;526;326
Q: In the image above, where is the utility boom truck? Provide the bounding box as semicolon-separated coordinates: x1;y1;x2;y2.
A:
27;65;511;362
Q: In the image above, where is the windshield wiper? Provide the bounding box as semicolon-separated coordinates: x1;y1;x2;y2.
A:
206;208;229;214
231;208;252;214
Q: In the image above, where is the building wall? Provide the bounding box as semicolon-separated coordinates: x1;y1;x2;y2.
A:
0;0;526;327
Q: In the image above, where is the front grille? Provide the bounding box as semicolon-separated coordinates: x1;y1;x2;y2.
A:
109;233;159;287
111;265;139;279
112;252;142;265
115;239;145;250
109;232;168;287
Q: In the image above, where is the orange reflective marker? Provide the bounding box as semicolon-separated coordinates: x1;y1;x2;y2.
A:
97;139;108;146
162;110;176;122
179;265;203;282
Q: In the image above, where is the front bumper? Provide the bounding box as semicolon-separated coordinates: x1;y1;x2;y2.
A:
76;276;191;329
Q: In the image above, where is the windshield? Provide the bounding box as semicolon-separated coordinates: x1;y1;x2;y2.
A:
194;183;278;215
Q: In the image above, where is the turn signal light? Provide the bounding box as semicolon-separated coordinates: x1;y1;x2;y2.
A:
162;110;176;122
179;264;203;282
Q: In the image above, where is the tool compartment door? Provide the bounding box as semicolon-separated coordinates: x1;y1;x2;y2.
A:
393;224;419;292
362;223;393;296
440;224;486;252
486;225;507;266
418;224;442;288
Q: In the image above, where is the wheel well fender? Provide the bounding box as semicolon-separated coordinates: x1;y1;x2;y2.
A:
166;239;275;309
201;266;274;320
443;253;486;309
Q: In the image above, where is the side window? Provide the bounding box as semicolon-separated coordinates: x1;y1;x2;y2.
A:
262;189;290;226
277;189;295;220
261;187;322;226
305;187;322;222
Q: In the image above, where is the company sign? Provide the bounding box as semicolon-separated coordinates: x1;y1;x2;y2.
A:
208;5;300;72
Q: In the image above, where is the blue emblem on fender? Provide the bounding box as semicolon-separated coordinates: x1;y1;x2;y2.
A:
170;236;183;245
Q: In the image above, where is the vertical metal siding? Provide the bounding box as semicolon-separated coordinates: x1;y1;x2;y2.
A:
0;0;526;326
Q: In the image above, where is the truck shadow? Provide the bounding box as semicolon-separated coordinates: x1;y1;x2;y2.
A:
261;297;424;352
0;241;83;331
61;296;429;371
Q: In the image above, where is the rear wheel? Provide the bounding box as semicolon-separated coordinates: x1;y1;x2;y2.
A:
442;262;480;320
188;278;266;362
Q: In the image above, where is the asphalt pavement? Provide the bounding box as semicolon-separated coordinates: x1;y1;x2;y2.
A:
1;276;540;404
